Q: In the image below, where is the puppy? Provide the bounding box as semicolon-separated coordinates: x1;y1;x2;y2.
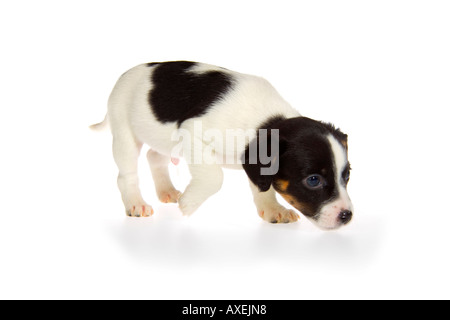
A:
92;61;353;230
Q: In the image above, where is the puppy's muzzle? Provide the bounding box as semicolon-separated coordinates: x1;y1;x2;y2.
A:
338;210;353;225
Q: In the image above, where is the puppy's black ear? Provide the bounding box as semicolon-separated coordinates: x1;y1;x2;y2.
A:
340;133;348;151
242;130;286;192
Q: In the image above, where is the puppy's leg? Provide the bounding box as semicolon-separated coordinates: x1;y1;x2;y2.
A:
112;132;153;217
249;180;299;224
147;150;181;203
178;164;224;216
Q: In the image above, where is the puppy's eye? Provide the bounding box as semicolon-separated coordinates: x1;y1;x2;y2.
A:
303;175;325;189
343;168;351;184
344;171;350;182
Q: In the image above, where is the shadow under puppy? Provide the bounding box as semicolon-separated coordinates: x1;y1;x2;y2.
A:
92;61;353;230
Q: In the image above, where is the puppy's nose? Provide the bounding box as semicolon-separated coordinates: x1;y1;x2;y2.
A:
338;210;352;225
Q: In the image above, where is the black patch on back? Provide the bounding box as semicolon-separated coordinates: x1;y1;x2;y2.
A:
147;62;160;67
148;61;234;126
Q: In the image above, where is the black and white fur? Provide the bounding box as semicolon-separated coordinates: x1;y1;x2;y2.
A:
92;61;353;230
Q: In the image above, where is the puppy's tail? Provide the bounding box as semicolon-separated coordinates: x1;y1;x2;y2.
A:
89;114;109;132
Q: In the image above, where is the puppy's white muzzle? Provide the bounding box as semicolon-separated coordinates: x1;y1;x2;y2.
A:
312;194;353;230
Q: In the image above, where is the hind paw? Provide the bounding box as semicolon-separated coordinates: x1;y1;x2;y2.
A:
157;189;182;203
126;204;154;217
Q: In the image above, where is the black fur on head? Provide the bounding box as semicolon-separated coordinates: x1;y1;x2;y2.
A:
242;116;349;218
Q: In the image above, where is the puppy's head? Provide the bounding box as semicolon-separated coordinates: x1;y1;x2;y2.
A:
243;116;353;230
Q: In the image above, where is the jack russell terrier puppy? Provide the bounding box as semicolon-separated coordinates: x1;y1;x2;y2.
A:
91;61;353;230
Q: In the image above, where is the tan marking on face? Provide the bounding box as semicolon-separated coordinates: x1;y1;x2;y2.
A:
275;179;290;192
279;192;314;217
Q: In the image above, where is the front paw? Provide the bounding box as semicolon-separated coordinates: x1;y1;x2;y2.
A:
258;206;300;224
178;194;202;216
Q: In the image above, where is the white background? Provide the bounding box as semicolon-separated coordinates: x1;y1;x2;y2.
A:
1;0;449;299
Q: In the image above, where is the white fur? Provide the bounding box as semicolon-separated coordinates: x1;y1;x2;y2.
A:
102;63;300;217
313;135;353;229
249;182;300;223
